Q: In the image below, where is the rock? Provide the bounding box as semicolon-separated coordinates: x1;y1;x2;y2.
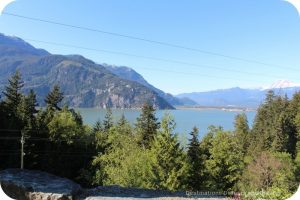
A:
0;169;82;200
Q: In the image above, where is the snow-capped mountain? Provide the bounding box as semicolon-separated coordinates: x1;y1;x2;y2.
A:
177;80;300;108
262;80;300;90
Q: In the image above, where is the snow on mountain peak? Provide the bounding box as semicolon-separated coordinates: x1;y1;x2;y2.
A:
263;80;300;90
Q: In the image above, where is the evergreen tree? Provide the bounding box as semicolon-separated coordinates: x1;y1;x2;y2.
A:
186;126;203;190
3;70;24;113
117;113;127;127
93;120;103;132
103;108;113;132
205;130;244;191
135;103;160;148
249;92;292;156
148;113;187;191
2;70;24;128
234;113;249;154
18;89;38;129
45;85;63;111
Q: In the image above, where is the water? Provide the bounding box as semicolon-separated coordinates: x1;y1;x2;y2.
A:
75;108;256;137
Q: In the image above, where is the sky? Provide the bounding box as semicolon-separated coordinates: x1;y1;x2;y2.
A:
1;0;300;94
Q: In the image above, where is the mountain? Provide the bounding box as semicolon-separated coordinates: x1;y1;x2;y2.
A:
0;33;174;109
104;64;198;106
262;80;300;90
177;83;300;108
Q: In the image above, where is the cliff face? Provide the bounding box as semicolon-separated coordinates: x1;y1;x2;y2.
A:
0;33;174;109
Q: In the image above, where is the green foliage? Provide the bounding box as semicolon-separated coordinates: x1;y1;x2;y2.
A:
92;121;152;188
249;91;296;157
18;89;38;130
135;103;160;148
103;108;113;132
47;107;86;144
186;126;204;190
234;113;249;154
240;151;297;200
205;130;244;191
147;113;188;191
2;70;24;128
45;85;63;111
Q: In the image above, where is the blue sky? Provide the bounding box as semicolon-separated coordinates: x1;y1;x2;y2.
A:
1;0;300;94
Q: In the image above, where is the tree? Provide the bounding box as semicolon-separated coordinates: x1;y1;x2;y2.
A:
18;89;38;129
234;113;249;154
92;123;151;188
205;130;244;191
47;107;85;143
45;85;63;111
186;126;203;190
135;103;160;148
103;108;113;132
249;92;293;156
240;151;297;200
2;70;24;128
3;70;24;113
148;113;188;191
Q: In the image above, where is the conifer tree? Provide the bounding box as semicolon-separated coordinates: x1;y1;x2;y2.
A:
103;108;113;132
234;113;249;154
205;130;244;191
19;89;38;129
135;103;160;148
2;70;24;117
186;126;203;190
45;85;63;111
148;113;187;191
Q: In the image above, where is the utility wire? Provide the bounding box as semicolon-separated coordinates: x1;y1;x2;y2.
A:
23;38;296;82
2;11;299;72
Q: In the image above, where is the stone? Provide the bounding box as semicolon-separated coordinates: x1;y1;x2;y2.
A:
0;169;82;200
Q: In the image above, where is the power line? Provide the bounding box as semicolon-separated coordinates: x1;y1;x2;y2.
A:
23;38;297;82
3;11;299;72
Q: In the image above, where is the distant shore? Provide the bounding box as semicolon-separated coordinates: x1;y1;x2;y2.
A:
175;106;257;112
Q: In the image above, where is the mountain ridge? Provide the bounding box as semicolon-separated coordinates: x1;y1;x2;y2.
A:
177;85;300;108
0;33;174;109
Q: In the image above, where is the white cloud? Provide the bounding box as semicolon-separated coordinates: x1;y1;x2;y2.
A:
0;0;15;14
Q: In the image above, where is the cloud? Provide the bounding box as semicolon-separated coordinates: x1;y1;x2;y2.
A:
285;0;300;16
0;0;15;14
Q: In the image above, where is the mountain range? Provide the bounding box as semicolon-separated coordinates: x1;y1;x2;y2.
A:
0;33;198;109
1;33;299;109
0;33;175;109
177;81;300;108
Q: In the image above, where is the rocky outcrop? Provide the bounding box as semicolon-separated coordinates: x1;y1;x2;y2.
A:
0;169;225;200
0;169;82;200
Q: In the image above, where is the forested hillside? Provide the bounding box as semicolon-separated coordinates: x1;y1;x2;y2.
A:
0;72;299;199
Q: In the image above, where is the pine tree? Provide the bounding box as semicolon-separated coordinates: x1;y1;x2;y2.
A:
118;113;127;127
135;103;160;148
234;113;249;154
2;70;24;115
103;108;113;132
148;113;187;191
186;126;203;190
205;130;244;191
249;92;293;156
45;85;63;111
93;120;103;132
19;89;38;129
